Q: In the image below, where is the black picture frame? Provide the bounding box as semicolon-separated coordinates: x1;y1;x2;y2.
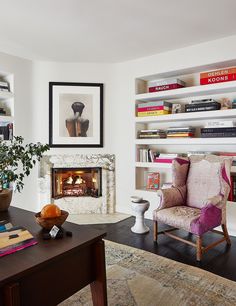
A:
49;82;103;148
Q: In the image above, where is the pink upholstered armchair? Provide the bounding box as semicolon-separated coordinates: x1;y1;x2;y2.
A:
153;155;232;261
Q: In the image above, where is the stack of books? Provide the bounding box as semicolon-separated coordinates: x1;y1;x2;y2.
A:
201;121;236;138
185;99;221;113
200;67;236;85
148;78;185;92
138;149;158;162
0;81;9;92
154;153;181;164
137;101;172;117
167;127;195;138
138;129;166;139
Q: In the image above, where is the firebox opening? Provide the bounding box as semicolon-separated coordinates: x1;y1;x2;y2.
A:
52;167;102;199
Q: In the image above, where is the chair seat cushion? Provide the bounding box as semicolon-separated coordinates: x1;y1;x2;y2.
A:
154;206;201;232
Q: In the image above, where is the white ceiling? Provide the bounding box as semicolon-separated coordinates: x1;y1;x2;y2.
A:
0;0;236;63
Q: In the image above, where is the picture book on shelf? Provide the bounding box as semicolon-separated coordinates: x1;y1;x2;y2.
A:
0;225;37;257
146;172;160;190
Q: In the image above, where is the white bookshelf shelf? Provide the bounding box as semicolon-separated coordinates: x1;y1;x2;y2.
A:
135;138;236;145
135;80;236;101
0;91;14;100
135;109;236;124
135;162;171;168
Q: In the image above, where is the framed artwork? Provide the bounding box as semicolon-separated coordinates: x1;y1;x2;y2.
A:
49;82;103;147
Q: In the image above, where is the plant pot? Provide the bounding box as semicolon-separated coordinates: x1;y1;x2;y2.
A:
0;189;13;211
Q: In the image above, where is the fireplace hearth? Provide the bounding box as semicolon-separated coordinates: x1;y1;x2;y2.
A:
52;167;102;198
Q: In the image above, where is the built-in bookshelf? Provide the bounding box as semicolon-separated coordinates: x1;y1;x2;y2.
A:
0;70;14;141
134;62;236;204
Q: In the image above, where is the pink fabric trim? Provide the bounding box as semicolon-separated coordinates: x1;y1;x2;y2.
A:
221;164;230;186
190;204;222;235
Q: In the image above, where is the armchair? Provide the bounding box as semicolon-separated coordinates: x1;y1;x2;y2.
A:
153;155;232;261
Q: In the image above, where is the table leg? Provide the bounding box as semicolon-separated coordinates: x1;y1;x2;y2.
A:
90;240;108;306
4;283;20;306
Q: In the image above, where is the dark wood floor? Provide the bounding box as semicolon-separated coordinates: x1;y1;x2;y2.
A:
81;217;236;282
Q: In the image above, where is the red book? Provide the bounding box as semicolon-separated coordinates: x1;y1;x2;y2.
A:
200;73;236;85
200;67;236;79
153;158;173;164
149;83;184;92
137;106;169;112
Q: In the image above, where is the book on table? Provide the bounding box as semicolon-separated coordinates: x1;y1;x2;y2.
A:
0;225;37;257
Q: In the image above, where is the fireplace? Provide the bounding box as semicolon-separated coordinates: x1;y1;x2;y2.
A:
39;154;115;214
52;167;102;199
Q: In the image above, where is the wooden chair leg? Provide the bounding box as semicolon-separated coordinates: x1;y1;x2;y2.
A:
222;224;231;246
196;236;202;262
153;220;158;242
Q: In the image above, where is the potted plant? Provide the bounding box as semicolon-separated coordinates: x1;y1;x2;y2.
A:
0;136;49;211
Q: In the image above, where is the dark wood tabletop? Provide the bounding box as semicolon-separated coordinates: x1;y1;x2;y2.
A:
0;207;107;306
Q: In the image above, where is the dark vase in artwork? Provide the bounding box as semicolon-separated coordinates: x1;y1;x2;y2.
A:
65;102;89;137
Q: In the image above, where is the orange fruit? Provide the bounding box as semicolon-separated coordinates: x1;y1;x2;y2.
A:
41;204;61;219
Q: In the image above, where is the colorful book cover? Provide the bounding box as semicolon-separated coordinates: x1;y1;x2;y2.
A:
146;172;160;190
137;106;170;112
200;67;236;79
200;73;236;85
137;110;170;117
0;226;37;257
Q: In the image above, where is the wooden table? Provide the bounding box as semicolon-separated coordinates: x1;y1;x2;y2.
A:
0;207;107;306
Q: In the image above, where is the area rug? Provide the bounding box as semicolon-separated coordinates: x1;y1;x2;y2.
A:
66;213;131;225
59;240;236;306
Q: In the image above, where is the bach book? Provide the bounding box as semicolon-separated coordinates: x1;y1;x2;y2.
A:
0;226;37;257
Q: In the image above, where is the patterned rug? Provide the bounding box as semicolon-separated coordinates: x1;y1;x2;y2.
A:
59;240;236;306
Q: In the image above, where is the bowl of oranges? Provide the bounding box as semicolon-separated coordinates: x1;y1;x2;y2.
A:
35;204;69;230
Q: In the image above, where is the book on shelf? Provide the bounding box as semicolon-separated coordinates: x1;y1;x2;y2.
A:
137;101;172;117
200;67;236;85
138;129;166;139
146;172;160;190
148;78;185;92
201;127;236;138
0;226;37;257
167;127;195;138
137;110;171;117
185;101;221;112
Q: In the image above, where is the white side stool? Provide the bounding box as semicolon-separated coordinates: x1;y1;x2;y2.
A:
131;200;150;234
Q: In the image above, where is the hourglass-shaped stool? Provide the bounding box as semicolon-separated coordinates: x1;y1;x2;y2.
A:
131;200;150;234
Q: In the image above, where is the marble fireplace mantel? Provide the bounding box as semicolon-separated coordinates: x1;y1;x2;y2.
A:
38;154;115;214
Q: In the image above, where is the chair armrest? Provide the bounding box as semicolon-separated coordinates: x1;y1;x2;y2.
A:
157;185;186;210
205;195;223;207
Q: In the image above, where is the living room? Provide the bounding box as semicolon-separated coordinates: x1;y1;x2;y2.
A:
1;1;236;305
